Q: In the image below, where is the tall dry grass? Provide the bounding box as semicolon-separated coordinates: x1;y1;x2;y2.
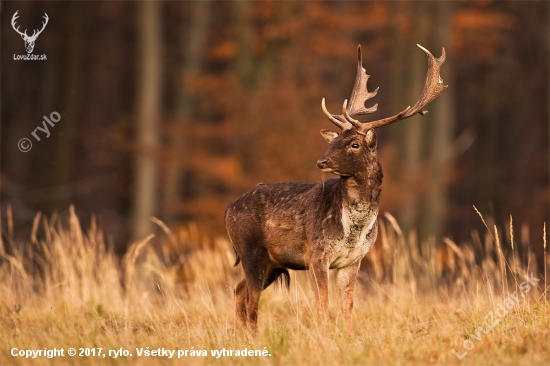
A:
0;205;548;365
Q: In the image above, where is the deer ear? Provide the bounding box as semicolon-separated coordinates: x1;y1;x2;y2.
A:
320;129;339;143
365;129;377;149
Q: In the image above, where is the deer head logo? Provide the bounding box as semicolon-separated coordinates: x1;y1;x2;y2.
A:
11;11;49;54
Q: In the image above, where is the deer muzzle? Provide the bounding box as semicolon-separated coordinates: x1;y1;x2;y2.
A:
317;159;329;170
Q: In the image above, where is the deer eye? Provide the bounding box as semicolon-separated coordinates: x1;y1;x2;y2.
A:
351;142;360;149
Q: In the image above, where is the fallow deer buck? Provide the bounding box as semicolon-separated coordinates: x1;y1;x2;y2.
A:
225;44;447;337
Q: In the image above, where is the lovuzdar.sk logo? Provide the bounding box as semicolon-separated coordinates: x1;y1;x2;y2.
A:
12;10;48;61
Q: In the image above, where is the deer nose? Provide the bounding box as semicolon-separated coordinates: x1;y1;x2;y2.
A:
317;159;328;169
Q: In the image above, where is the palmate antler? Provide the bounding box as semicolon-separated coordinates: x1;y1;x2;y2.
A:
322;44;447;133
321;45;379;131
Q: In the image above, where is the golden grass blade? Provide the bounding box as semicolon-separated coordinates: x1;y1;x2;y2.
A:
30;211;42;244
473;205;495;242
510;215;514;251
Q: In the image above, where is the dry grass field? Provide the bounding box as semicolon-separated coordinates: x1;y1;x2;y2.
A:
0;206;549;365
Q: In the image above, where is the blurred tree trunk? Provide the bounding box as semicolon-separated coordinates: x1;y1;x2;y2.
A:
235;1;255;89
163;1;211;224
399;2;431;235
132;0;162;240
234;2;276;87
387;1;409;186
422;1;455;240
51;2;84;210
234;2;278;175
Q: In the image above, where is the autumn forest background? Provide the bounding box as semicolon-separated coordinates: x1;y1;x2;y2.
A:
1;0;549;257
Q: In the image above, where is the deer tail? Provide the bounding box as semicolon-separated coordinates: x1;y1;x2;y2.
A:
264;268;291;290
233;247;241;267
224;207;240;267
280;269;291;289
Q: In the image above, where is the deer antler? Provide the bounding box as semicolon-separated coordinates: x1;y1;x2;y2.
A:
345;44;447;131
321;45;379;131
29;13;49;40
11;11;28;38
322;44;447;133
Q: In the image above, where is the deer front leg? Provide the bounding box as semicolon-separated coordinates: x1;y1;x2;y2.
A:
336;260;361;339
309;259;329;335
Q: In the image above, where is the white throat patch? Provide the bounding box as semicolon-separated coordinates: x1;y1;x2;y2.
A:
341;204;377;248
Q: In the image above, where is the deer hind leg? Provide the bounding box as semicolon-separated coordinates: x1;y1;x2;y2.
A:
235;278;248;329
240;248;272;336
336;260;361;339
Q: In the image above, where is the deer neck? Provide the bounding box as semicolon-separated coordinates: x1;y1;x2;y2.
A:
339;168;381;214
335;169;381;248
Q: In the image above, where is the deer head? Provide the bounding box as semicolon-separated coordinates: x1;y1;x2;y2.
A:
11;11;49;54
317;44;447;177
